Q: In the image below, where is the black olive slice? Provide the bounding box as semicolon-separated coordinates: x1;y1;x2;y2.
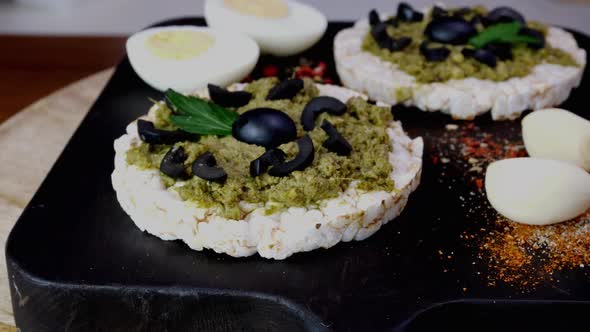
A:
266;78;304;101
519;27;545;49
192;152;227;183
369;9;380;26
484;42;513;60
453;7;472;17
160;146;189;179
486;6;525;25
268;135;314;177
464;48;497;67
371;22;389;42
207;84;252;108
249;148;287;177
461;47;476;58
232;108;297;148
301;96;347;131
425;17;477;45
383;17;398;26
249;159;265;178
137;119;198;145
381;36;412;52
249;159;264;178
469;14;485;27
397;2;423;22
420;41;450;62
431;6;448;18
320;120;352;156
371;22;411;52
474;49;497;67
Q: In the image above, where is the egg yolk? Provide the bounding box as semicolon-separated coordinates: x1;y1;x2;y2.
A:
146;31;215;60
224;0;289;18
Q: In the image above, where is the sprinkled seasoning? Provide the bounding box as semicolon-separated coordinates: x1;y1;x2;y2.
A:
432;121;527;191
260;59;334;84
429;121;590;290
477;212;590;289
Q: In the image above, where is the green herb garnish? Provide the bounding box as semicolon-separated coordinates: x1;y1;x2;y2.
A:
165;89;238;136
468;22;539;49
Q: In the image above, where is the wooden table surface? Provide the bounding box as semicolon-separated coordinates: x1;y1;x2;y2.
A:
0;35;127;330
0;35;127;124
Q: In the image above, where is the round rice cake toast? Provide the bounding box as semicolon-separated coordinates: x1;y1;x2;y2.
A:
112;84;423;259
334;11;586;120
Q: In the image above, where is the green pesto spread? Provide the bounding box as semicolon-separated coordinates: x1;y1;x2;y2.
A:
362;7;579;84
126;78;395;219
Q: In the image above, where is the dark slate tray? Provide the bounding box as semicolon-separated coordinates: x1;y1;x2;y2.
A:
6;18;590;332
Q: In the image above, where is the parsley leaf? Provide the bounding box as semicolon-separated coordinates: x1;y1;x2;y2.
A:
468;22;540;49
165;89;238;136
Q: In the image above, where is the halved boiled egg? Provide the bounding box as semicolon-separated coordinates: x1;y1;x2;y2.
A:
126;26;259;92
205;0;327;56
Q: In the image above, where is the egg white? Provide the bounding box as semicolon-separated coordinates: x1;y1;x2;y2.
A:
126;26;259;93
204;0;327;56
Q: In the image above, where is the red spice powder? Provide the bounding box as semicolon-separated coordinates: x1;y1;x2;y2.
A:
262;64;279;77
480;211;590;289
433;122;527;191
261;59;333;84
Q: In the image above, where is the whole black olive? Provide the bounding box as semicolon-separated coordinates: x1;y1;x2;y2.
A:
207;84;252;108
269;135;314;177
232;108;297;148
160;146;189;179
420;41;451;62
484;42;513;60
192;152;227;183
397;2;423;22
486;6;525;25
250;148;287;177
266;79;304;101
471;49;497;67
320;120;352;156
301;96;347;131
137;120;199;145
425;17;477;45
431;6;448;18
369;9;380;26
519;27;545;49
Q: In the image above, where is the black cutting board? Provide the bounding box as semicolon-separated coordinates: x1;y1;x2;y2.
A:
6;18;590;332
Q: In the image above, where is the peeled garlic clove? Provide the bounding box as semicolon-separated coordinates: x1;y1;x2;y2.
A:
485;158;590;226
522;108;590;171
581;133;590;170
